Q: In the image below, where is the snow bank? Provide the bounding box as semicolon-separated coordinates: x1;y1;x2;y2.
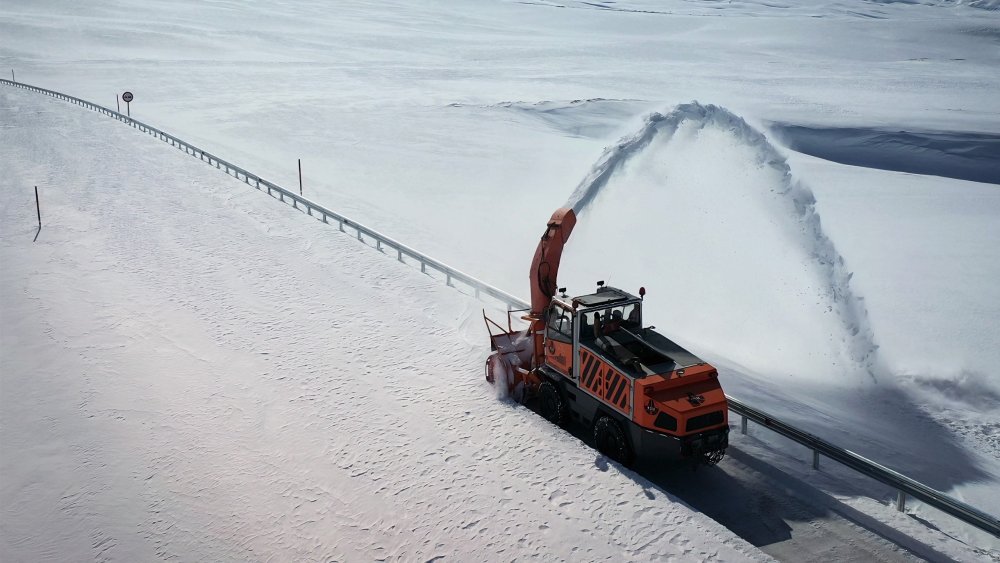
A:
563;103;879;382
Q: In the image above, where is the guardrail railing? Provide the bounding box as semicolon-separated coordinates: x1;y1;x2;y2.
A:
729;397;1000;537
4;77;996;540
0;78;524;313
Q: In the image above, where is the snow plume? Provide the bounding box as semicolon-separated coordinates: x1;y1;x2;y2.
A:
493;355;512;400
564;102;880;381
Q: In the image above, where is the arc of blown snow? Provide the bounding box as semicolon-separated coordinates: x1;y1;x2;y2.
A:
565;101;879;379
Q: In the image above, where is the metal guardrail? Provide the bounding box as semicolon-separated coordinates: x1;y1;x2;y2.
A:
729;396;1000;537
0;78;524;312
4;77;997;540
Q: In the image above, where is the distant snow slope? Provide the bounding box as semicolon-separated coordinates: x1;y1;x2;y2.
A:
0;90;767;561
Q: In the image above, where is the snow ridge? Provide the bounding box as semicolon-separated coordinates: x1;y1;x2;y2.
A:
567;102;880;378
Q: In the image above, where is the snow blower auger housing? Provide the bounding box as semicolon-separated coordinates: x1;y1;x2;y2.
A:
484;208;729;466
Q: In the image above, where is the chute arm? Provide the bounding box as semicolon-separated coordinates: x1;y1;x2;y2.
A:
529;207;577;320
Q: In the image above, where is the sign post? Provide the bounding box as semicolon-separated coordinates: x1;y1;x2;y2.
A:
116;94;120;113
122;91;133;117
298;159;303;195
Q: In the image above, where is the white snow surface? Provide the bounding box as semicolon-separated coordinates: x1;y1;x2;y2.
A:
0;90;767;562
3;0;1000;559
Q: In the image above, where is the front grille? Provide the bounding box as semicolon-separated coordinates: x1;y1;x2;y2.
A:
654;412;677;431
686;411;724;432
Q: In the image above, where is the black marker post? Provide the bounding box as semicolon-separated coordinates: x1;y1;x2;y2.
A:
33;186;41;242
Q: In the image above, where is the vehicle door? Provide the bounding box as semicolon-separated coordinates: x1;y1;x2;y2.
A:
544;303;574;377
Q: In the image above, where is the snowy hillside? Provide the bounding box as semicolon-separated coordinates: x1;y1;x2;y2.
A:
3;0;1000;560
1;90;771;561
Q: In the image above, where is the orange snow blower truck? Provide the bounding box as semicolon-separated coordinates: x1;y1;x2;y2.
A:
484;208;729;465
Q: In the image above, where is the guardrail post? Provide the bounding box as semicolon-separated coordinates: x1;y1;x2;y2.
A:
357;228;363;242
338;220;344;232
812;450;820;470
741;416;748;435
896;491;906;512
397;249;403;261
376;240;382;251
421;261;426;273
446;274;452;287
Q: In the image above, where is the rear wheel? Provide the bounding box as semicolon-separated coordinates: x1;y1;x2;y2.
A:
484;357;494;384
594;416;633;466
538;381;566;427
702;448;726;465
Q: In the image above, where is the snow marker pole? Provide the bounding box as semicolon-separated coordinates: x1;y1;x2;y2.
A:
10;69;14;83
298;158;303;196
117;94;120;113
33;186;41;242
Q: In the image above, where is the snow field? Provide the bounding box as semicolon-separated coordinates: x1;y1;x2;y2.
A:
3;0;1000;558
0;89;766;561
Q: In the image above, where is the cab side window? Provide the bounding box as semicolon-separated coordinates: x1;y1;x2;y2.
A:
546;306;572;344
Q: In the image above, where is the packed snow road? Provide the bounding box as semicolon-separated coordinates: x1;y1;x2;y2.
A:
1;88;770;561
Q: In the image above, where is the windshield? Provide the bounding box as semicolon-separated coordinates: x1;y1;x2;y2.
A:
580;303;640;341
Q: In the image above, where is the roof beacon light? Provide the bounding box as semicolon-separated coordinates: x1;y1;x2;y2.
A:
639;286;646;299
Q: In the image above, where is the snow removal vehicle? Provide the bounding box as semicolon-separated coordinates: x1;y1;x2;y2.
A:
484;208;729;465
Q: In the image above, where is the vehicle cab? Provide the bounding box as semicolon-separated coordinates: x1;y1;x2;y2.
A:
541;284;729;463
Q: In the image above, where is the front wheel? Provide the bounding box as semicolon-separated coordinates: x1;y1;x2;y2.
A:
594;416;633;466
538;381;566;427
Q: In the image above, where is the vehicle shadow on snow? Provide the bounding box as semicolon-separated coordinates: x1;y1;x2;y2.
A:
533;397;962;560
723;376;996;495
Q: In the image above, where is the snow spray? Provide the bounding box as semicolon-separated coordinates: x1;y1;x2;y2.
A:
566;102;880;379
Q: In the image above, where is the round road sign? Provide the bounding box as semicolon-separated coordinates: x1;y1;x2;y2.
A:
122;91;134;102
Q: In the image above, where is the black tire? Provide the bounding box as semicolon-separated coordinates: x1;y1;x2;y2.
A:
594;416;633;466
538;381;566;427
